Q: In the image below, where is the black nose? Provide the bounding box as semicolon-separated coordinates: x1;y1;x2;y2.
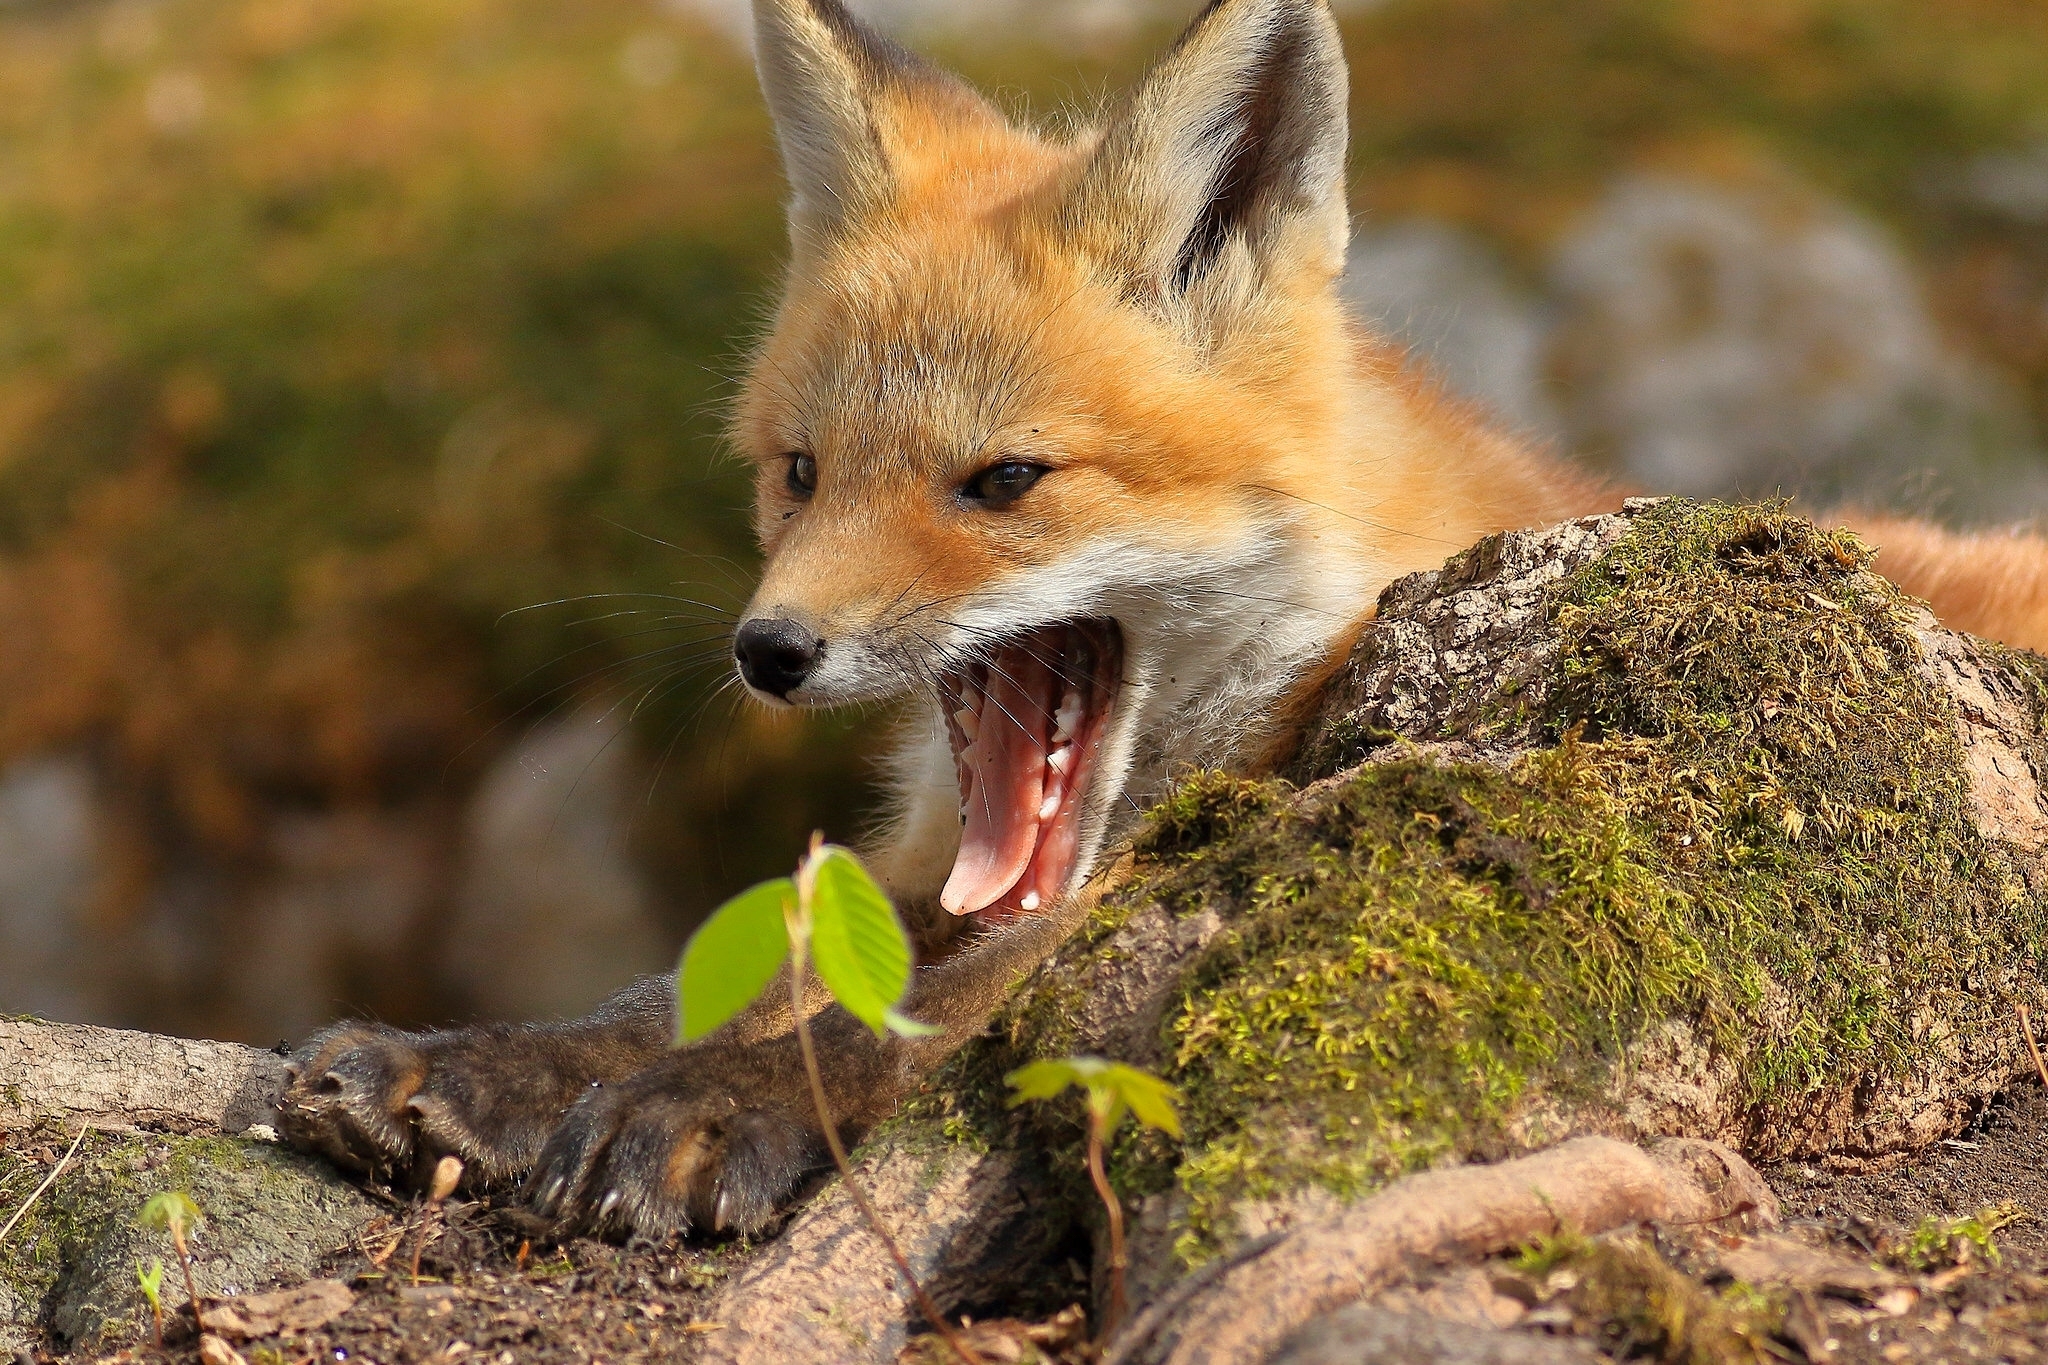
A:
734;617;822;698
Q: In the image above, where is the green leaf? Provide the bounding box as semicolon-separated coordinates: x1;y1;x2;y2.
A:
1106;1064;1183;1138
676;878;794;1043
1004;1056;1183;1138
1005;1056;1106;1104
136;1259;165;1307
137;1191;202;1236
807;846;913;1037
883;1007;942;1039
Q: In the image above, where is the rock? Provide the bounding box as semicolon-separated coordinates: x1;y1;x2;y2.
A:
1269;1308;1604;1365
199;1334;248;1365
0;1018;379;1357
1712;1234;1905;1302
443;707;672;1023
1548;174;2045;520
1342;222;1560;440
0;1019;286;1137
696;1128;1065;1365
205;1279;357;1340
2;1130;379;1355
961;498;2048;1350
0;754;99;1026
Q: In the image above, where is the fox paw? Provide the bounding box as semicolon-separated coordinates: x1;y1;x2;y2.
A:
279;1023;564;1188
525;1066;824;1238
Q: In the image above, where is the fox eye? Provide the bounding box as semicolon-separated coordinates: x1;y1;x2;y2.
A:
962;461;1048;506
785;453;817;499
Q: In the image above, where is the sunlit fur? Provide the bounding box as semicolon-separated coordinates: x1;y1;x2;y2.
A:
732;0;2048;942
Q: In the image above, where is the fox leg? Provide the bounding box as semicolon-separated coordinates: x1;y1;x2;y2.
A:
524;903;1080;1238
277;975;675;1190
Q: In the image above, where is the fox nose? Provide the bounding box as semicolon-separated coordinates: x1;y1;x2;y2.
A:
734;617;823;698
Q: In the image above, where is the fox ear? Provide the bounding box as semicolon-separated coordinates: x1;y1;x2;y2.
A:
752;0;997;250
1062;0;1349;299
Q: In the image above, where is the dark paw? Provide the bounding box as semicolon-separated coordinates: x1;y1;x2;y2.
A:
279;1023;563;1188
525;1069;824;1239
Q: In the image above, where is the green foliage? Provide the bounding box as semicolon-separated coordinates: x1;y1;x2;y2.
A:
1006;1056;1182;1138
135;1258;165;1311
676;879;794;1044
1897;1202;2027;1272
137;1191;202;1241
805;848;932;1040
673;843;933;1044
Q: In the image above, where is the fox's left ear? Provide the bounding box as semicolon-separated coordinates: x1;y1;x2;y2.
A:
1059;0;1349;301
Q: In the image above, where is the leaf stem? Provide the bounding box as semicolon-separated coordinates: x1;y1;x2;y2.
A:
170;1223;204;1333
1086;1109;1128;1345
786;928;981;1365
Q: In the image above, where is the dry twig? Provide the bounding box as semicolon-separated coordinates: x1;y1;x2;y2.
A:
2019;1005;2048;1091
0;1123;89;1246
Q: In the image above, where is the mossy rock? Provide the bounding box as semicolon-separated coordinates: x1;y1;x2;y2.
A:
935;499;2048;1275
0;1130;378;1354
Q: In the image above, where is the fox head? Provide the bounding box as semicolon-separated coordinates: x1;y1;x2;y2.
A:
731;0;1377;922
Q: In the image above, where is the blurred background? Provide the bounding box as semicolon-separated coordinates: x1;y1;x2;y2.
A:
3;0;2047;1044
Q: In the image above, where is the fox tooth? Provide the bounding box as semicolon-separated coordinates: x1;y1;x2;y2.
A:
953;706;979;741
1039;793;1060;820
1047;745;1074;774
1020;890;1041;911
1053;690;1083;743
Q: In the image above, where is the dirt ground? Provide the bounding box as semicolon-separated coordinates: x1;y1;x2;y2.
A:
14;1084;2048;1365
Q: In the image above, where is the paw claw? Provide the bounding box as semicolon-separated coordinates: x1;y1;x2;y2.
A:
714;1188;733;1233
523;1077;826;1240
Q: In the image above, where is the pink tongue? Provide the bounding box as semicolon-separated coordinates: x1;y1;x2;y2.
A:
941;657;1047;916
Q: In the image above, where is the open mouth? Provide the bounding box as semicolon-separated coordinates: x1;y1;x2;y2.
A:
939;619;1123;925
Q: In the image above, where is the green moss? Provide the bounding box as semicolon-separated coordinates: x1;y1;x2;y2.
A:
1895;1202;2026;1272
1520;1230;1784;1364
960;500;2048;1263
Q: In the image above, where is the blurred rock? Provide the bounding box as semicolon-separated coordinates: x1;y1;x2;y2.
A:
0;754;98;1023
442;709;672;1023
1956;142;2048;225
1548;174;2047;518
0;712;674;1042
1343;221;1560;439
1343;178;2048;524
230;807;452;1041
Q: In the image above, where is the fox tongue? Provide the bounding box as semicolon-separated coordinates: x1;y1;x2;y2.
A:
941;660;1047;916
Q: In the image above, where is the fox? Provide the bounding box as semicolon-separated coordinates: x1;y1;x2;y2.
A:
279;0;2048;1238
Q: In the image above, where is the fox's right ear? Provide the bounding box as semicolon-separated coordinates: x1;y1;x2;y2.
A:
1059;0;1349;304
751;0;997;252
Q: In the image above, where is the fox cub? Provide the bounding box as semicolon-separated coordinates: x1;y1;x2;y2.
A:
281;0;2048;1236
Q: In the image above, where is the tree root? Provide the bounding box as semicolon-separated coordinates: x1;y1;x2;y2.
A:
1110;1136;1776;1365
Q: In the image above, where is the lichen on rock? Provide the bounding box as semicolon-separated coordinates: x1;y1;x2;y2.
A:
948;499;2048;1268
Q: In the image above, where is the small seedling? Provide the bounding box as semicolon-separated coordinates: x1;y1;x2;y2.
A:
1006;1056;1181;1345
409;1154;465;1286
677;835;973;1364
137;1257;167;1348
139;1190;206;1334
